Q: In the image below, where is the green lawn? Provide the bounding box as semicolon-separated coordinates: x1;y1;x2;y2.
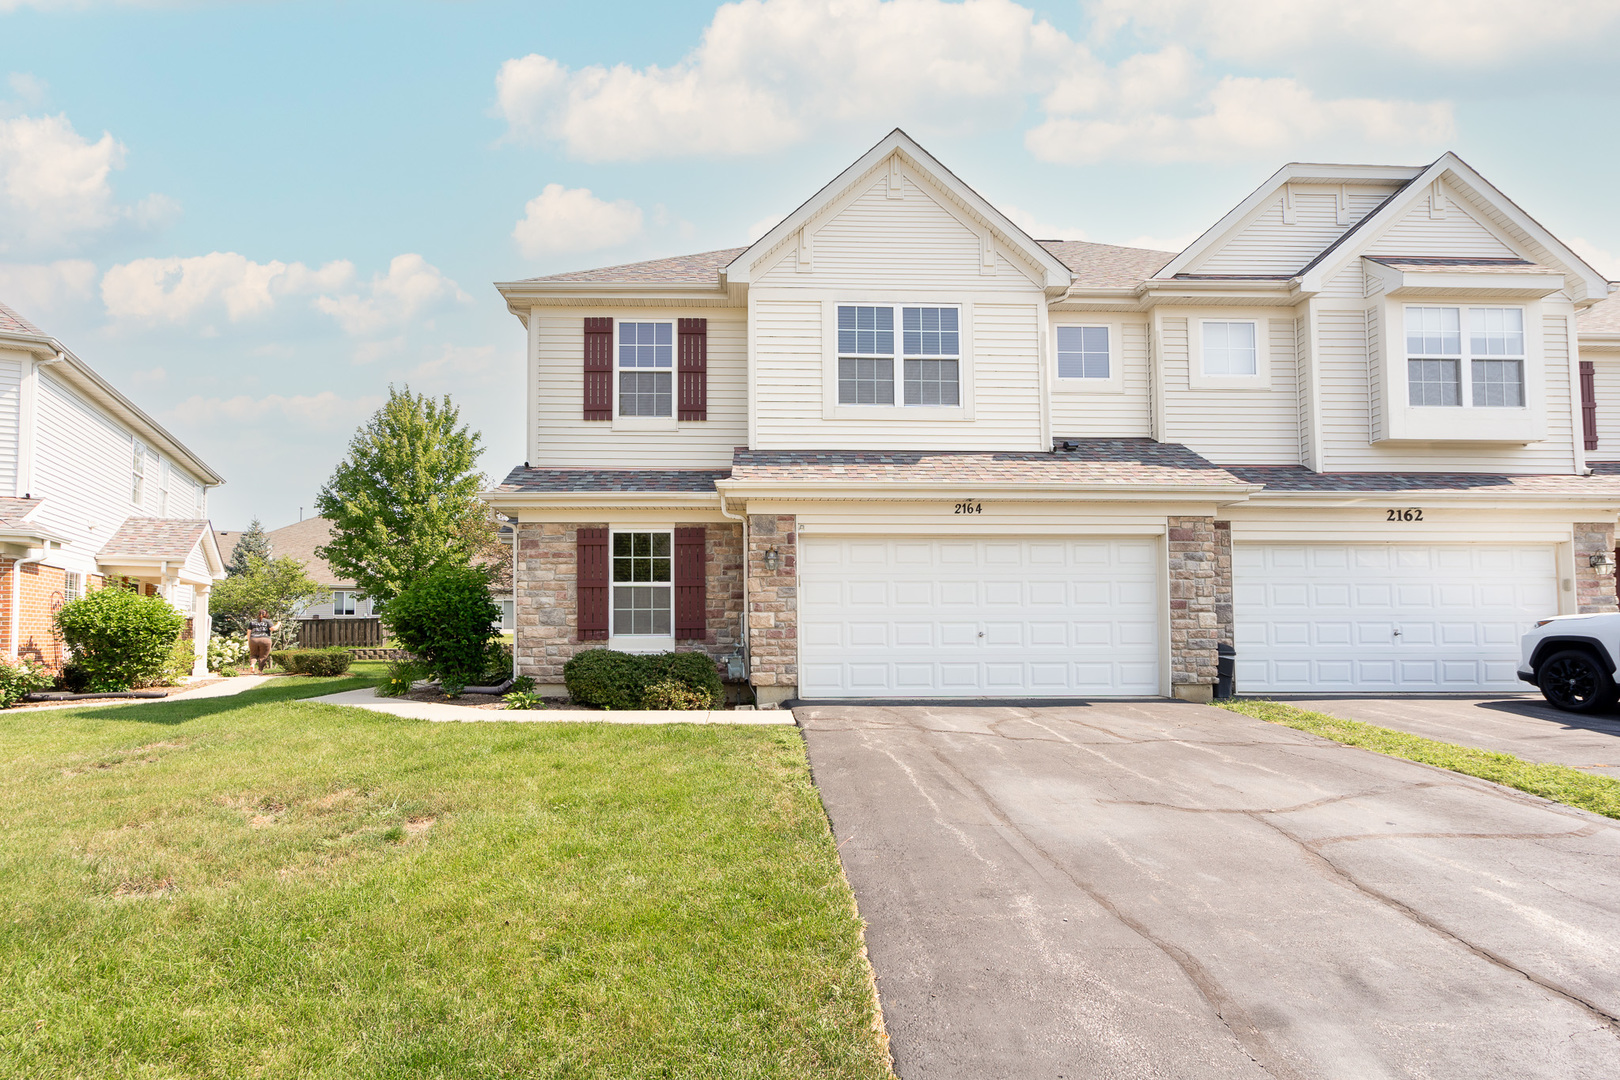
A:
0;674;891;1078
1215;698;1620;820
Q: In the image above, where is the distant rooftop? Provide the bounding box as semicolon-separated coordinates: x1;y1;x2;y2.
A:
0;301;44;337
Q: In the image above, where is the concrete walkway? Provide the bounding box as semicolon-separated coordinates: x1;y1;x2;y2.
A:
306;686;795;724
18;674;276;712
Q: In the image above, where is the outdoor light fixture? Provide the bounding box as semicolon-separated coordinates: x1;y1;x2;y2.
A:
762;547;780;572
1591;551;1613;570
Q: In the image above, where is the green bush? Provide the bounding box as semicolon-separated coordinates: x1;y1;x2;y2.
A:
57;663;90;693
563;650;723;710
54;586;185;692
642;678;709;710
0;658;52;708
376;660;422;698
382;563;501;697
509;674;536;694
503;690;544;711
208;635;248;673
269;647;354;677
479;640;514;684
148;639;196;687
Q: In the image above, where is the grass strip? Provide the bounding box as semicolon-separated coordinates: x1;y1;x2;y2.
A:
1214;698;1620;820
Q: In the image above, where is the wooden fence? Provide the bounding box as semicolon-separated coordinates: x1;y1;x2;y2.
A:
298;617;384;648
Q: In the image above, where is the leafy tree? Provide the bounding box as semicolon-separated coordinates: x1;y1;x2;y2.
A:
55;586;186;691
315;386;491;609
382;562;501;696
227;518;272;577
209;555;327;629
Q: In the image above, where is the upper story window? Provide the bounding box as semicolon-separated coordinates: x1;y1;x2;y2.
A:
131;440;146;506
612;530;672;637
1201;321;1258;376
1405;305;1524;408
837;304;959;406
1056;326;1110;379
332;590;358;616
617;321;673;417
159;461;172;517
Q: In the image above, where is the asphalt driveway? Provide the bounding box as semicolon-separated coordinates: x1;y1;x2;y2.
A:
1280;695;1620;778
799;702;1620;1079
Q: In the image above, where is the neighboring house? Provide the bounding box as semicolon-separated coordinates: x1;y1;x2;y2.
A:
1578;291;1620;466
0;301;226;676
484;130;1619;704
215;515;517;628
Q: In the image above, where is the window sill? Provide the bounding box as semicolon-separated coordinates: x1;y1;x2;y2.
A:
1053;378;1124;395
824;405;972;421
611;416;679;433
609;634;676;654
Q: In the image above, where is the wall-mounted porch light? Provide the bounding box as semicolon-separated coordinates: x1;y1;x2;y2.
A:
1590;551;1613;571
762;547;780;572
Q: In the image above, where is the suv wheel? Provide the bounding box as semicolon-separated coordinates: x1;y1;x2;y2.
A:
1536;649;1616;713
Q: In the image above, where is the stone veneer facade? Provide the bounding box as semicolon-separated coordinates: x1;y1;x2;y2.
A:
1167;516;1221;701
512;520;745;687
1574;521;1619;614
746;514;798;701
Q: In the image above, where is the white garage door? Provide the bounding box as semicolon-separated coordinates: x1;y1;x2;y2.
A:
799;535;1160;698
1233;544;1558;693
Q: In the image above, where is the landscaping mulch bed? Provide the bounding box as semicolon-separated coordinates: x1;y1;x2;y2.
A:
16;678;231;710
398;688;510;711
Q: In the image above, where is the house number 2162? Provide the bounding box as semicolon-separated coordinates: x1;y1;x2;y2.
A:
955;501;983;514
1386;508;1424;522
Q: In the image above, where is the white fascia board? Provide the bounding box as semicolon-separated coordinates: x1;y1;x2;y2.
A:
493;281;733;321
45;349;226;486
1364;261;1567;300
199;529;226;578
0;524;69;546
479;490;722;511
0;330;60;360
1301;153;1612;301
1154;161;1425;279
722;128;1073;290
713;480;1260;505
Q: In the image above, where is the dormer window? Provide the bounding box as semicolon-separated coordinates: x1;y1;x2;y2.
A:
1405;305;1524;408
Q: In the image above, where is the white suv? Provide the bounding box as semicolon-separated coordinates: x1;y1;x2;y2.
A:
1519;613;1620;713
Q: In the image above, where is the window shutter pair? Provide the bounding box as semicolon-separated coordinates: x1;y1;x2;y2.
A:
1580;360;1598;452
575;526;707;641
581;318;707;421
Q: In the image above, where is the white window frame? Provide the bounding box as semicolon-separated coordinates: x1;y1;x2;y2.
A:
612;318;678;432
821;296;974;421
131;440;146;507
1188;316;1271;390
63;571;83;603
1051;321;1124;394
1402;304;1528;411
607;526;676;653
332;590;358;617
159;460;172;517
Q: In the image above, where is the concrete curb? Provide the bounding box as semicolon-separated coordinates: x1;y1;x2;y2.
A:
304;687;796;725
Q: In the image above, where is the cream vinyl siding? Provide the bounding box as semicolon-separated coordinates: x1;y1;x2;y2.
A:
1048;321;1151;438
529;308;746;468
1587;355;1620;460
756;171;1042;293
1365;196;1519;259
182;541;211;581
1316;310;1576;472
1295;316;1316;468
1158;316;1300;464
1192;190;1389;275
751;296;1044;450
0;357;20;497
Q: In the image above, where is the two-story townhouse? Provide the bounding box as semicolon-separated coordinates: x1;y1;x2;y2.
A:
484;130;1620;704
0;301;225;676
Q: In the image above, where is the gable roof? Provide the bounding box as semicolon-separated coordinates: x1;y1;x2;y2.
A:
1579;289;1620;340
99;517;218;564
265;517;350;587
725;129;1073;291
1039;241;1176;289
519;248;747;286
0;301;43;337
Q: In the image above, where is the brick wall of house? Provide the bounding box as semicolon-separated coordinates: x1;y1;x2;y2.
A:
1167;516;1219;701
1574;521;1618;614
746;514;797;692
512;520;745;686
0;561;71;670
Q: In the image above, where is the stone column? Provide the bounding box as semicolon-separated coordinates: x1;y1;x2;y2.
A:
1213;520;1234;646
747;514;797;704
1574;522;1618;614
192;584;210;676
1167;516;1219;702
513;521;596;690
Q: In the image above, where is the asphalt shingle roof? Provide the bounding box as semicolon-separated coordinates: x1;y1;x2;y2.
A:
1036;241;1176;289
0;496;41;529
100;518;211;560
728;442;1248;487
1228;466;1620;496
521;248;749;285
0;301;44;336
1579;289;1620;334
495;467;733;493
1364;256;1557;274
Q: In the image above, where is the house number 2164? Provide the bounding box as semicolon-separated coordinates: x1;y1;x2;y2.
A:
955;501;983;514
1386;508;1423;522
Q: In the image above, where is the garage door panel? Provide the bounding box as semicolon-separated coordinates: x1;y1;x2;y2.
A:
1236;543;1555;693
799;536;1161;698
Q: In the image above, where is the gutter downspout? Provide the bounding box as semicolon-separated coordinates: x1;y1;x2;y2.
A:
9;545;49;662
510;515;518;683
716;495;749;691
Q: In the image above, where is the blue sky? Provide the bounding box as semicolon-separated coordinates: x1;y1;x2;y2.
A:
3;0;1618;529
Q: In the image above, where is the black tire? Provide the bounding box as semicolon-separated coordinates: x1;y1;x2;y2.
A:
1537;649;1617;713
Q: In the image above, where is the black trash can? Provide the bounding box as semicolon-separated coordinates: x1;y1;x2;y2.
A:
1215;643;1236;700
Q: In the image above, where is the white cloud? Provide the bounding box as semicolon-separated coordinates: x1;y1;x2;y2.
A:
1027;76;1454;164
1085;0;1620;65
2;73;48;114
0;113;126;252
166;390;388;430
313;253;469;336
101;252;354;324
512;183;643;257
0;258;97;319
1568;237;1620;282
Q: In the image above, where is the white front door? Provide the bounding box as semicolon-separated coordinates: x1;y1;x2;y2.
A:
1233;543;1558;693
798;535;1161;698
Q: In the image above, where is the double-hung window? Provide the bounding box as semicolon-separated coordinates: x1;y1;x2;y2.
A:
837;304;960;407
63;572;83;603
611;530;672;637
131;441;146;506
617;321;673;417
1405;306;1524;408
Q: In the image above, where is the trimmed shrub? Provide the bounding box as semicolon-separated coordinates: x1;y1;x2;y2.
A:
0;657;52;708
563;650;723;710
376;660;422;698
642;678;709;710
147;639;196;687
54;586;185;692
509;674;536;695
57;663;90;693
269;647;354;677
503;690;544;711
382;563;501;697
479;640;514;684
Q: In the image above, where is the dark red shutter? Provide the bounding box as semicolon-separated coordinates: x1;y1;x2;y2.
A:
583;318;613;421
673;526;706;640
577;527;609;641
1580;360;1598;452
677;318;707;421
